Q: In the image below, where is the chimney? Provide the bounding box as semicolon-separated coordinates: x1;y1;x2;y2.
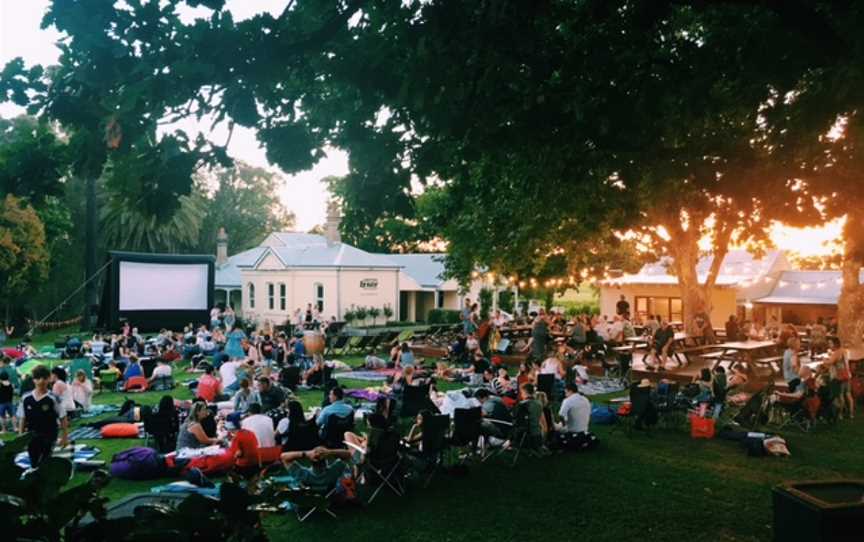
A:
325;201;342;245
216;227;228;266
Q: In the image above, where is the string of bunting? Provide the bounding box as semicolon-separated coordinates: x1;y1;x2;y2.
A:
25;316;82;330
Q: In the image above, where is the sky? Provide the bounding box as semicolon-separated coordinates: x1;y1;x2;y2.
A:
0;1;844;256
0;0;347;231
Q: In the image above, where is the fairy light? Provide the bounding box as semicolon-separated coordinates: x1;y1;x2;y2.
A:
836;278;843;285
779;281;789;288
800;283;811;291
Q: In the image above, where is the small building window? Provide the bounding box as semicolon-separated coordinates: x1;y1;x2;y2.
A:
279;283;286;311
315;283;324;313
436;291;444;309
267;283;275;310
248;283;255;309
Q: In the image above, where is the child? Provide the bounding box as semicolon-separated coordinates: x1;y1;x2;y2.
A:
0;372;16;433
18;364;68;467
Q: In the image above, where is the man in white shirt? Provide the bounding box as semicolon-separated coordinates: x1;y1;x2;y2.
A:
241;403;276;448
608;315;625;344
558;382;591;434
150;359;172;380
220;359;240;392
594;317;611;342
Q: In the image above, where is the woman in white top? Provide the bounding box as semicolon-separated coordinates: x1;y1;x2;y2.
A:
71;369;94;410
51;367;77;412
540;355;566;380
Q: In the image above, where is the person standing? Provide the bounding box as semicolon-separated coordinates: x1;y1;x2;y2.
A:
616;295;630;317
18;365;68;467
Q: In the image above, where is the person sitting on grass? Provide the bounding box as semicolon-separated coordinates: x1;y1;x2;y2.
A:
276;400;309;447
475;388;510;438
71;369;94;410
396;342;415;368
123;355;143;380
257;376;287;413
148;358;173;384
176;401;221;451
491;367;514;396
303;355;327;387
556;382;591;449
18;364;68;467
232;378;260;415
316;386;354;429
241;402;276;448
280;446;353;495
195;363;226;403
402;410;429;451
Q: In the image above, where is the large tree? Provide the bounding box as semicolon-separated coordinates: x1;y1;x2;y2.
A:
0;195;50;321
196;163;296;255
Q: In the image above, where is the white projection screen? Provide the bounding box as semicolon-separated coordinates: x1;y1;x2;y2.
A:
119;261;210;311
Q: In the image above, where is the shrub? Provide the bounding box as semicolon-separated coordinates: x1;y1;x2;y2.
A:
498;290;515;314
427;309;461;324
383;304;394;322
355;306;368;326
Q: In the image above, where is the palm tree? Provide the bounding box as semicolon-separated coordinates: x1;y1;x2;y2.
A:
100;188;206;253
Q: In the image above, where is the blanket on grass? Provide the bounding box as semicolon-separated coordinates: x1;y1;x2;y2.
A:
15;444;101;469
78;404;121;418
578;377;628;396
335;369;397;382
150;481;221;498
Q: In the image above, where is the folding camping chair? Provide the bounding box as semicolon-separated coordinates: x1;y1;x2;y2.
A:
405;413;450;488
348;335;373;355
400;384;433;418
140;358;157;379
347;427;405;504
143;408;179;453
320;413;355;449
450;407;482;464
97;370;119;393
326;335;351;357
614;383;658;435
282;487;338;521
365;334;385;354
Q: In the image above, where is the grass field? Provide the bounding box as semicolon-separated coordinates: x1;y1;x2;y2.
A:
5;328;864;541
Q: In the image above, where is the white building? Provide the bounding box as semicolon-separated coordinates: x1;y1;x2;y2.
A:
598;250;790;327
213;205;486;324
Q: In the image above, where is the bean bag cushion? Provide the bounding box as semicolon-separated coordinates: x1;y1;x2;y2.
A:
101;423;140;439
233;429;282;469
110;446;164;480
124;376;149;392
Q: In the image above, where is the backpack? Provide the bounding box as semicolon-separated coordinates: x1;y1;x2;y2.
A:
590;405;617;425
109;447;165;480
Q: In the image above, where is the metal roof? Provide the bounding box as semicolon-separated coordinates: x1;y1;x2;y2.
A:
382;253;449;289
604;250;783;287
754;269;864;305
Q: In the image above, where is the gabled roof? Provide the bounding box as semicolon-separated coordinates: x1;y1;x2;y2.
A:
384;253;449;289
215;247;266;287
605;250;783;287
755;269;864;305
214;234;399;287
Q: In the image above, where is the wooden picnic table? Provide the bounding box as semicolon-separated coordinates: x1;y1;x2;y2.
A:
707;340;779;376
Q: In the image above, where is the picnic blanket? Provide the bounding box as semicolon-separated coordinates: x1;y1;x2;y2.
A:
335;369;396;382
345;389;383;402
69;425;145;441
78;404;121;419
15;444;101;469
150;481;221;498
577;377;628;396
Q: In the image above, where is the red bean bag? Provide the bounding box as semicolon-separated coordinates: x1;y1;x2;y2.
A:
124;376;149;392
1;348;24;359
234;429;282;469
100;423;140;439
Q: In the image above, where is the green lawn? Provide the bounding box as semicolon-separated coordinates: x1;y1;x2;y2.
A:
6;329;864;541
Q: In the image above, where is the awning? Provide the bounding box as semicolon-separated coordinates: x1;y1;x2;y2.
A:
754;296;837;306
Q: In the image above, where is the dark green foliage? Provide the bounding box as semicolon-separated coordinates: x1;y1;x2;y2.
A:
427;309;460;325
478;288;493;321
497;290;515;314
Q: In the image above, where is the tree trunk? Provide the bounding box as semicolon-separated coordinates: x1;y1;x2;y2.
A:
669;236;712;332
838;208;864;354
83;176;98;331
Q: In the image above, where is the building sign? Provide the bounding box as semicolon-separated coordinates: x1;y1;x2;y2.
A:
360;278;379;290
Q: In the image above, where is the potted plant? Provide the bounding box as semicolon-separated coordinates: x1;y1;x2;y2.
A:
383;304;394;324
355;306;368;327
368;306;381;327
